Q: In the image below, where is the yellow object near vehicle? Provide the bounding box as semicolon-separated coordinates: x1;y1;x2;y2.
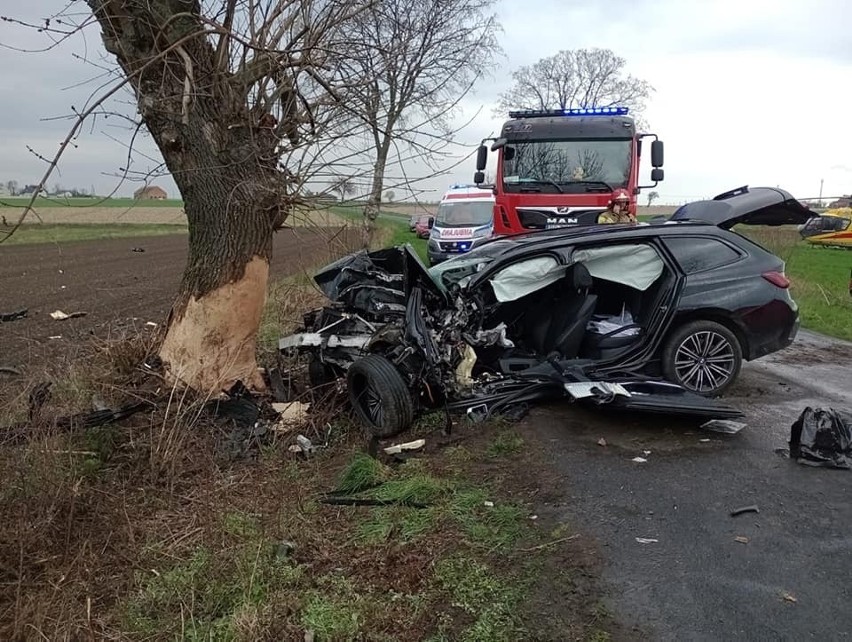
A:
799;208;852;248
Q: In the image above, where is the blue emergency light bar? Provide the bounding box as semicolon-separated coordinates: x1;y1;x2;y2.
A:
508;107;629;119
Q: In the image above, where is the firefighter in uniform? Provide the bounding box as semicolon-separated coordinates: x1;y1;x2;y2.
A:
598;189;636;224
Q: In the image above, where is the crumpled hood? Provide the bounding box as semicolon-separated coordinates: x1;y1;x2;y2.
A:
313;245;445;315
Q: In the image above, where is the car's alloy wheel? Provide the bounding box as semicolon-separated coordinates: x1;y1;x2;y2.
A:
662;320;743;397
347;354;414;437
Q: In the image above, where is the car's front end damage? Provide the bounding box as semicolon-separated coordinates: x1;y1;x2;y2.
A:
279;244;744;437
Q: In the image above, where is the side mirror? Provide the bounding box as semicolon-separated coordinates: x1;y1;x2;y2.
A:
651;140;664;168
476;145;488;171
651;168;664;182
504;146;516;161
474;171;485;185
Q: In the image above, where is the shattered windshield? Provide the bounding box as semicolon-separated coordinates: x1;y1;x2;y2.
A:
435;201;493;227
503;139;631;193
427;255;494;291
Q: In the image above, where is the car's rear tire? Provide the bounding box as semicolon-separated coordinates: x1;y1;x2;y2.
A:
662;320;742;397
347;354;414;438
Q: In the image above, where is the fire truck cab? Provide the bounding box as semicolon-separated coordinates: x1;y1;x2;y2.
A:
474;107;664;235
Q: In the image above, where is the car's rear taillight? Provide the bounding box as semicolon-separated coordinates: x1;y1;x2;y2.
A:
762;271;790;288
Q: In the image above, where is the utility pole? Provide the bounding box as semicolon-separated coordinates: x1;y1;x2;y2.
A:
819;178;824;206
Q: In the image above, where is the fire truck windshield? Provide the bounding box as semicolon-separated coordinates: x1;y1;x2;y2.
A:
435;201;493;227
502;139;632;193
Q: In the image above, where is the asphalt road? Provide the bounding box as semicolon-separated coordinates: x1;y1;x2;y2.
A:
527;330;852;641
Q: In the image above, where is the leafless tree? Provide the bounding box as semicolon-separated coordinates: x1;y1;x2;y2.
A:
332;174;357;201
2;1;372;393
497;48;653;127
334;0;501;244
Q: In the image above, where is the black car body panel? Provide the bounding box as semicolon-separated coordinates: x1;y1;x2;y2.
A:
669;185;815;229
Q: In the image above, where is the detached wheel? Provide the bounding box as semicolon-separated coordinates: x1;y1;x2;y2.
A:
347;354;414;438
662;320;742;397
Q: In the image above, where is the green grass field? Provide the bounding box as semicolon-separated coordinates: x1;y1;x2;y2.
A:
2;223;187;245
0;197;185;208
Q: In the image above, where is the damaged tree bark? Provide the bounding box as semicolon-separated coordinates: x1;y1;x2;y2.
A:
84;0;354;393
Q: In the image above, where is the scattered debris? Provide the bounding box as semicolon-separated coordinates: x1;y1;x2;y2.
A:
275;541;296;559
145;321;158;327
49;310;87;321
131;247;145;253
598;437;607;446
730;504;759;517
699;438;711;443
289;434;317;456
782;592;798;604
643;450;651;456
267;366;293;403
48;335;62;340
631;456;648;463
635;537;658;544
529;515;538;520
701;419;747;435
734;536;750;544
520;534;579;551
789;406;852;469
0;308;28;323
383;439;426;455
483;500;495;508
272;401;308;430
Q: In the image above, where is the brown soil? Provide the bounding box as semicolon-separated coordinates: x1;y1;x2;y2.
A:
0;227;356;373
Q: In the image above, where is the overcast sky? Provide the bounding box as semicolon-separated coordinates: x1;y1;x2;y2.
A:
1;0;850;204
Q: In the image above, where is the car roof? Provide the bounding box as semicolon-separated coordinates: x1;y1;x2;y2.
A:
468;221;734;260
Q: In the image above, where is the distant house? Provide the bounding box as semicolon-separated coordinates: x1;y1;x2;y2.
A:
828;195;851;209
134;185;168;200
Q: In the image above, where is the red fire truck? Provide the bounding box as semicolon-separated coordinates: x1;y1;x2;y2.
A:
473;107;664;234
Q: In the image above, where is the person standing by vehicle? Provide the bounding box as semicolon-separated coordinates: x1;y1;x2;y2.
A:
599;189;636;224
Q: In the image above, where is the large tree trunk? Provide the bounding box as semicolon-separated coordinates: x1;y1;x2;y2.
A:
362;137;392;248
88;0;288;394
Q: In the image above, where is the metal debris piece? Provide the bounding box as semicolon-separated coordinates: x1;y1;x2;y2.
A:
701;419;747;434
730;504;759;517
635;537;658;544
484;501;494;508
0;308;28;323
631;457;648;463
383;439;426;455
734;536;749;544
597;437;607;446
145;321;158;327
782;592;798;603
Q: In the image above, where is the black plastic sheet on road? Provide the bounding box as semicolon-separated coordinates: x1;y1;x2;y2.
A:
789;406;852;469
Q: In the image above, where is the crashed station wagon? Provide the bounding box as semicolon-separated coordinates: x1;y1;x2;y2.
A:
280;186;812;436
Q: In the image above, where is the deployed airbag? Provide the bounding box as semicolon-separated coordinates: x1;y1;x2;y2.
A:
490;256;565;302
572;244;663;291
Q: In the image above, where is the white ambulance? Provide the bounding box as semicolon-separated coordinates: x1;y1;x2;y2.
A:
426;184;496;265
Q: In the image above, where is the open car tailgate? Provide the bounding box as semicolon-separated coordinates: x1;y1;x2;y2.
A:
564;380;744;419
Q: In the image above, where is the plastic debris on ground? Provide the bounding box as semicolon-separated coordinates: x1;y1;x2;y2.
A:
631;457;648;463
598;437;607;447
789;406;852;469
271;401;308;431
383;439;425;455
635;537;658;544
730;504;759;517
735;536;749;544
701;419;747;435
49;310;87;321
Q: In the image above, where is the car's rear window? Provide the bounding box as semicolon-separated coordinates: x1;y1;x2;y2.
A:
664;237;742;274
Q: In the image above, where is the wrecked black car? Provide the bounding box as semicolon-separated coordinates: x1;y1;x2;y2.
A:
280;186;812;436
